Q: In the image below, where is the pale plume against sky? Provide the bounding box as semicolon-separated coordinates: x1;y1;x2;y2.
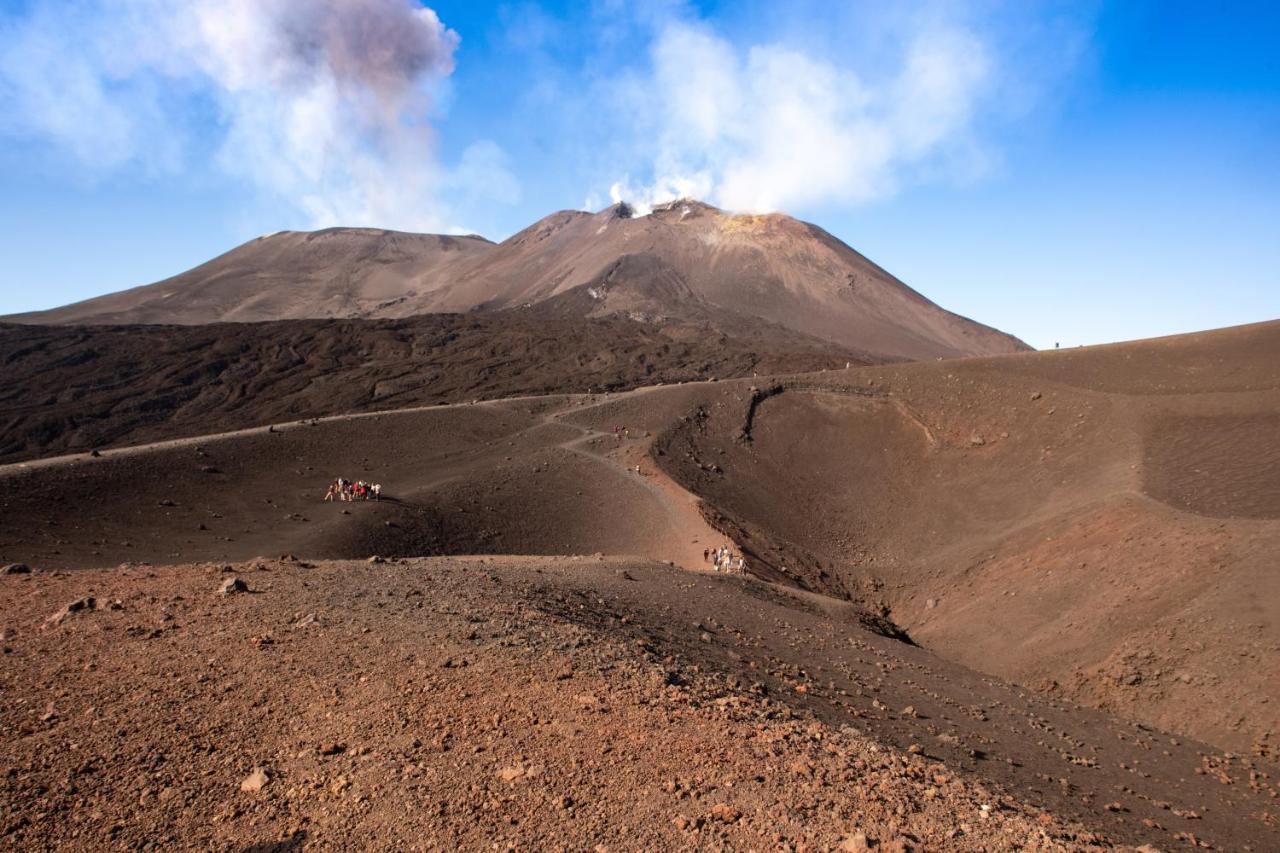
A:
1;0;1009;229
1;0;497;231
602;22;990;215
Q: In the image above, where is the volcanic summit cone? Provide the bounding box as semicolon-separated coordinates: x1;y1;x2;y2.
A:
5;200;1026;362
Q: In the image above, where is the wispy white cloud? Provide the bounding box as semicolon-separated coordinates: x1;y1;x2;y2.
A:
0;0;518;231
596;17;994;214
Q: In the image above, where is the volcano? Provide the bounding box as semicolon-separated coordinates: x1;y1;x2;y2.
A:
5;201;1027;362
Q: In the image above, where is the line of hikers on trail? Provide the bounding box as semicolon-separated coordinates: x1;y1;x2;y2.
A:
323;478;382;502
704;545;745;574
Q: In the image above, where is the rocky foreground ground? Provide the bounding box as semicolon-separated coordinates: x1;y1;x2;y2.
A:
0;556;1149;852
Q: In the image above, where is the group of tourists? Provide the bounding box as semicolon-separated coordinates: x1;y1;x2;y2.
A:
704;545;745;574
323;478;382;502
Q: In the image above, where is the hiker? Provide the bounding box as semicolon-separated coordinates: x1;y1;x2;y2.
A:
372;483;382;500
703;548;710;563
324;483;337;502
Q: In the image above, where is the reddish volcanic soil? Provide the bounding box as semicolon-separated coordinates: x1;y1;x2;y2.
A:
3;556;1276;851
1;320;1278;849
653;320;1280;756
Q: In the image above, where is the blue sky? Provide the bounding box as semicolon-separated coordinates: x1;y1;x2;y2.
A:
0;1;1276;349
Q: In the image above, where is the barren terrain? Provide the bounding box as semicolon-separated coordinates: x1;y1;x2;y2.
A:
0;311;856;464
4;202;1027;361
2;321;1277;849
5;557;1277;851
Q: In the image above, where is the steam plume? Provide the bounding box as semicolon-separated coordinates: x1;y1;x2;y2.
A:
0;0;510;230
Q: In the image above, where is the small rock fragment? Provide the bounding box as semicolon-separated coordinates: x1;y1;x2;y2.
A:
709;803;741;823
220;577;248;595
45;596;96;627
2;563;31;575
240;768;269;793
838;832;871;852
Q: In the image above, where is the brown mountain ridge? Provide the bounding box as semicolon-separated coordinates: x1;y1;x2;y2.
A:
5;200;1027;362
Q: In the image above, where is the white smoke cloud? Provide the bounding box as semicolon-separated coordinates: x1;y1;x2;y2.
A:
602;20;992;214
0;0;516;231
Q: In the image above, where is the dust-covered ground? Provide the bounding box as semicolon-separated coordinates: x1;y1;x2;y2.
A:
3;322;1279;850
0;310;858;465
4;556;1275;851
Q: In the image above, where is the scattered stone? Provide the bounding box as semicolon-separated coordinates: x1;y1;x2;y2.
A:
368;556;385;564
925;598;937;610
498;766;525;783
709;803;741;823
968;434;986;447
2;563;32;575
240;768;269;793
838;832;871;852
1030;391;1042;400
158;499;177;507
219;577;248;595
45;596;96;627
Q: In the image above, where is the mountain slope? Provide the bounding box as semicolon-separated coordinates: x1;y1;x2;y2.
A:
417;201;1026;360
5;201;1028;361
0;311;858;464
5;229;493;326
